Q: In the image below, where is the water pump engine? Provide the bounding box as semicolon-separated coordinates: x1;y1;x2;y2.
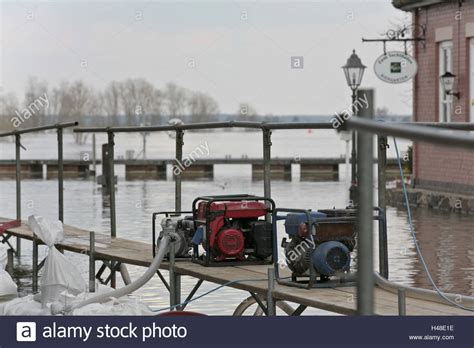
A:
282;210;355;278
191;195;275;266
152;212;195;259
274;207;386;288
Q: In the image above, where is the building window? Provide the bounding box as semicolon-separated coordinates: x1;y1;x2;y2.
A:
439;41;453;123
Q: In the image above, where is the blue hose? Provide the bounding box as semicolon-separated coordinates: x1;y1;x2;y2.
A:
152;278;268;313
393;137;473;312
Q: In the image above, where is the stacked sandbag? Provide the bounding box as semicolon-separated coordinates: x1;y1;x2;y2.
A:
0;244;17;301
28;215;86;307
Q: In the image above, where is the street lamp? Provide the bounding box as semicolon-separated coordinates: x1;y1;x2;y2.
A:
342;49;366;205
440;71;460;99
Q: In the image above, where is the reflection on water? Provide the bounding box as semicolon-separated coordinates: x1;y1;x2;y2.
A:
0;131;472;314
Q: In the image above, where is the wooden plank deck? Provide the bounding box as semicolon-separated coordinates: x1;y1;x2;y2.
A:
1;218;471;316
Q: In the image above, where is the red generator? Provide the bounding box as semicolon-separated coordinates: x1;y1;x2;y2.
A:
191;194;275;266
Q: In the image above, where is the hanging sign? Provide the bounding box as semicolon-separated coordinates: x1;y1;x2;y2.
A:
374;51;417;84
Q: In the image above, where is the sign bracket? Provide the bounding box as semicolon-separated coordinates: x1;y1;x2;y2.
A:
362;24;426;54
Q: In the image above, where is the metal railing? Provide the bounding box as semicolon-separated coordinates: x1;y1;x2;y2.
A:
73;121;335;239
0;122;79;255
73;120;474;238
341;118;474;315
2;119;473;314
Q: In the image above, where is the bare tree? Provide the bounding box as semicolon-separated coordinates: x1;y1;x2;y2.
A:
164;82;187;118
103;81;122;125
119;78;162;125
48;86;64;116
24;76;48;126
51;80;101;143
0;92;19;115
0;92;19;131
187;91;219;123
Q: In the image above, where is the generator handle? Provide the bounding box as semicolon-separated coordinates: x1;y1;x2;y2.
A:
192;195;276;223
152;211;193;257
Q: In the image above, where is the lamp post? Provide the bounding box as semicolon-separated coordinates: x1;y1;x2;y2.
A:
342;49;366;205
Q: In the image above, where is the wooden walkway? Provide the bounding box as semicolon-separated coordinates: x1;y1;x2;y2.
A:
1;217;471;316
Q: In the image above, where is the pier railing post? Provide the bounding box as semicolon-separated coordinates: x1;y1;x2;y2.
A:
107;130;116;238
267;267;276;316
262;128;272;199
356;104;374;315
89;231;95;292
169;241;181;309
107;130;117;288
15;133;21;257
263;128;272;222
32;235;39;293
6;248;14;276
398;288;406;316
377;135;389;279
57;127;64;222
175;130;184;211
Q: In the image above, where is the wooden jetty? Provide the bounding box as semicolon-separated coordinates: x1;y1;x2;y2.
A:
1;217;470;316
0;158;403;181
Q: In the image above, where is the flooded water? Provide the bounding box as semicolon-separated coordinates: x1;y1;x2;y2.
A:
0;130;472;315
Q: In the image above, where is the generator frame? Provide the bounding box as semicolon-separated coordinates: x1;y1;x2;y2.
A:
272;207;387;289
192;194;276;267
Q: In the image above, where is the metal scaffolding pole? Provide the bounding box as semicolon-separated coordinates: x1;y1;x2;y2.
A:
175;130;184;211
15;134;21;257
263;129;272;199
57;127;64;222
356;116;374;315
107;130;116;238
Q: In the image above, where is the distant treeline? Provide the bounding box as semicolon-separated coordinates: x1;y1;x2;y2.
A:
0;77;256;133
0;76;410;136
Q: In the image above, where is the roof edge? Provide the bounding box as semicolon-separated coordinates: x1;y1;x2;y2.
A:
392;0;446;11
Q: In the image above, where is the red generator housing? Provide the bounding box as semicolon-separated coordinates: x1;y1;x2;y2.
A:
192;194;275;266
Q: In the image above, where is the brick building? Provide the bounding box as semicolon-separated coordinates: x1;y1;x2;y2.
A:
393;0;474;194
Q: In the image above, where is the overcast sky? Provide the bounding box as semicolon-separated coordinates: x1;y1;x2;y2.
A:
1;1;411;116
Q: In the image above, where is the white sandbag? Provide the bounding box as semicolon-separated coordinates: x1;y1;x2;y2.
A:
28;215;86;307
0;295;48;315
0;288;154;316
0;244;7;265
0;245;17;300
71;298;154;315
